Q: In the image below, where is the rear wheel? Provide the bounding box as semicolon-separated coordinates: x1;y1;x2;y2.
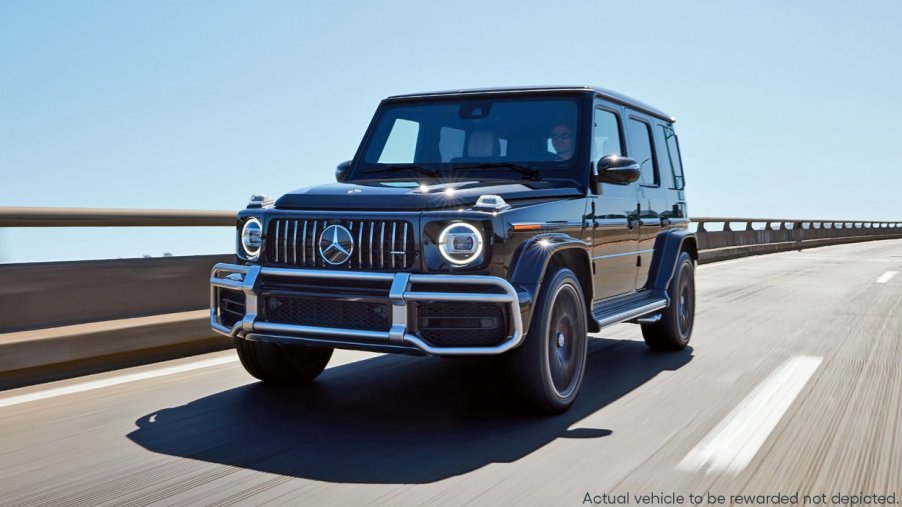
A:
642;251;695;350
234;337;333;384
508;267;588;414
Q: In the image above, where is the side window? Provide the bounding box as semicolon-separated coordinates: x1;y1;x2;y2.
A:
662;126;685;189
377;119;419;163
627;118;657;186
592;107;624;163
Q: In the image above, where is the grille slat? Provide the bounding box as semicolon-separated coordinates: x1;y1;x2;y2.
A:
402;222;409;267
379;222;386;269
267;218;414;270
357;221;364;268
301;220;307;266
292;221;298;264
368;222;374;268
274;220;281;263
391;222;397;269
311;221;318;267
282;220;288;264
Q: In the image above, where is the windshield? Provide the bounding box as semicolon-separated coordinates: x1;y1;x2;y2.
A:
348;96;585;183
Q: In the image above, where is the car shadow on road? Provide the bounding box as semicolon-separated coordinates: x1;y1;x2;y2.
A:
127;337;692;484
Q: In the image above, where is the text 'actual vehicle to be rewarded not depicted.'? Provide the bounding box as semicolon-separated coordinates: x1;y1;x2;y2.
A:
210;85;696;413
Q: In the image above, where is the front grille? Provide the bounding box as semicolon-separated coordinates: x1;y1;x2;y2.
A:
266;218;414;270
417;303;507;347
217;288;245;328
264;295;391;331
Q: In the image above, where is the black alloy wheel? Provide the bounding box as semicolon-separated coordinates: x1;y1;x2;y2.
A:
641;251;695;350
508;267;588;414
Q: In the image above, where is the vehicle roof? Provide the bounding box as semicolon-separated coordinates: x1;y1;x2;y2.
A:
385;85;675;123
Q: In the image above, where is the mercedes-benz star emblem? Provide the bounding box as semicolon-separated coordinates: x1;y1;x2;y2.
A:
319;225;354;265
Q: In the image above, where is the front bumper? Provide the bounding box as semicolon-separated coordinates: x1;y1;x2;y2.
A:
210;263;526;356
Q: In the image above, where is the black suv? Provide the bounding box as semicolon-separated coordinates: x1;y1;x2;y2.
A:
211;86;696;413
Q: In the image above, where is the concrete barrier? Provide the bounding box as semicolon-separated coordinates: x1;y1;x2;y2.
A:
0;311;228;389
0;255;232;333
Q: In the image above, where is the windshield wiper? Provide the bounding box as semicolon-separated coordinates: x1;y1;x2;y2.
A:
363;164;441;177
455;162;543;181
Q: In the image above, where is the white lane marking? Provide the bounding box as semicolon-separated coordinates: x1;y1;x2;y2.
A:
876;271;898;284
677;355;823;475
0;356;238;410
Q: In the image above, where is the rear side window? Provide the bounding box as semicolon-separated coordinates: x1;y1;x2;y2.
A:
627;118;657;186
661;126;685;189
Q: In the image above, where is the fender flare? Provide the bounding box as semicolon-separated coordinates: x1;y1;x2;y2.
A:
645;229;698;292
510;233;594;334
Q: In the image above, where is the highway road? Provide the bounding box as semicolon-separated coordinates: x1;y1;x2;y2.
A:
1;240;900;506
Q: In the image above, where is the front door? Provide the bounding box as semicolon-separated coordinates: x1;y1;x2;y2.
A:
590;105;640;300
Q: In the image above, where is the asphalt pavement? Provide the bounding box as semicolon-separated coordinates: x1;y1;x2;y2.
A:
1;240;900;506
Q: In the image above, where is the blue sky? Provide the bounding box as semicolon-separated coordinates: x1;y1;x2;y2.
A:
2;0;901;262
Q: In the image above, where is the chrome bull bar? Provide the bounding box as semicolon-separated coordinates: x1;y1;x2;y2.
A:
209;263;525;356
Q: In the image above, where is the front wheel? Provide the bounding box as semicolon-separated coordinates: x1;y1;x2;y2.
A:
508;267;588;414
642;251;695;350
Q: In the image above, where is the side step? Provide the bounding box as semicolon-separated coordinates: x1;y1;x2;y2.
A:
592;294;669;328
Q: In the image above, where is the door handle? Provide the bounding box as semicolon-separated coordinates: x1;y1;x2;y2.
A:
628;203;640;230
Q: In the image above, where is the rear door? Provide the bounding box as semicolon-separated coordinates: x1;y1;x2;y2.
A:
625;114;663;289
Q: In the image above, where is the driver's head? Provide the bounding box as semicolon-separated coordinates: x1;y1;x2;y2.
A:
551;123;575;160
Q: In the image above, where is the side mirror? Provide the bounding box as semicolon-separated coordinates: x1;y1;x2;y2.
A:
335;160;352;182
595;155;641;186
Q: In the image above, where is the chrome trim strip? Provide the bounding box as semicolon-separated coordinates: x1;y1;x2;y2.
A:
511;221;583;230
594;218;630;226
592;249;655;260
210;264;524;356
595;299;668;328
254;321;387;340
404;292;513;303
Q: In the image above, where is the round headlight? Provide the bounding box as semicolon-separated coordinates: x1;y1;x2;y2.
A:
438;223;483;265
241;218;263;259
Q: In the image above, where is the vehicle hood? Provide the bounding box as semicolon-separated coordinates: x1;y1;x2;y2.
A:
274;180;584;211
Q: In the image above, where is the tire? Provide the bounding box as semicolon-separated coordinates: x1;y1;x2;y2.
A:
508;267;588;414
642;251;695;350
234;337;333;385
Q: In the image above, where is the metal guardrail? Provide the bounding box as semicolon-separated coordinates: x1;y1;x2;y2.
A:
692;216;902;262
0;207;236;227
